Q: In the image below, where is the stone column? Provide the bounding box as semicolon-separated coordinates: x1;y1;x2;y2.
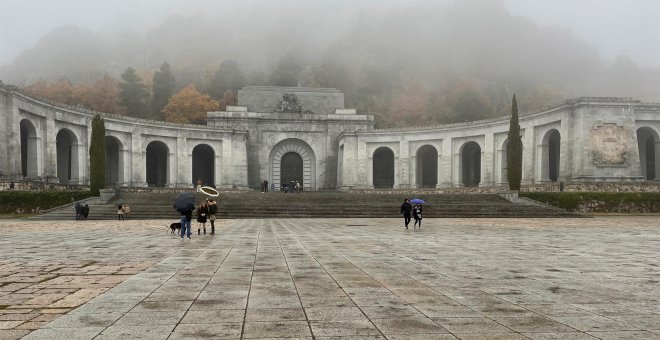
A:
220;137;233;189
175;137;188;188
131;132;146;187
452;147;461;187
71;143;83;185
410;155;417;188
538;143;549;181
522;129;534;185
482;133;494;186
44;118;58;181
118;148;130;186
439;140;452;187
27;136;41;178
214;152;223;188
435;153;443;188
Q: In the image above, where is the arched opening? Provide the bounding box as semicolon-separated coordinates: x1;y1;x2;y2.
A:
20;119;38;178
501;139;509;184
280;152;303;189
637;127;659;180
192;144;215;187
416;145;438;188
373;147;394;188
542;129;561;182
461;142;481;187
105;136;122;186
56;128;78;184
146;141;168;187
270;138;316;191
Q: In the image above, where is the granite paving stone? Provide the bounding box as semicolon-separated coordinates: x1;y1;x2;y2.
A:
1;217;660;339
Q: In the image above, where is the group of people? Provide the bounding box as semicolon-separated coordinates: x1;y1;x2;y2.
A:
282;180;301;193
260;179;270;192
116;203;131;221
179;199;218;239
74;202;89;220
400;198;423;229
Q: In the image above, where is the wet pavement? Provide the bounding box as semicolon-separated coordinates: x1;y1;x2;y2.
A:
1;217;659;339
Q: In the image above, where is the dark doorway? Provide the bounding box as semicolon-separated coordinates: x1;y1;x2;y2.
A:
461;142;481;187
105;136;121;186
56;129;77;183
146;141;168;187
637;127;658;180
373;147;394;188
192;144;215;186
280;152;303;188
416;145;438;188
645;136;656;180
20;120;37;178
548;130;560;182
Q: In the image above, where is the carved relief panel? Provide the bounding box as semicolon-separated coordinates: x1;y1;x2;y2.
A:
591;123;629;167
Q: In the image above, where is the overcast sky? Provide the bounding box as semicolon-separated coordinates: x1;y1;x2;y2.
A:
1;0;659;68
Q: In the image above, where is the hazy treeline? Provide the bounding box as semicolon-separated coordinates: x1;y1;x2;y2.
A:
3;0;659;127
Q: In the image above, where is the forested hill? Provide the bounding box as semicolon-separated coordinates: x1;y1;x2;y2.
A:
2;0;658;127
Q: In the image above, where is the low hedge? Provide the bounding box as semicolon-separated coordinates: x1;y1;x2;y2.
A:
520;192;660;212
0;191;92;213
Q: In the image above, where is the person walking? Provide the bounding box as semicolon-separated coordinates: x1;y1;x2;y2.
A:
81;204;89;220
180;207;193;239
197;202;208;235
400;199;412;229
207;199;217;235
75;202;82;220
412;203;423;229
295;180;301;193
264;179;269;192
117;204;125;221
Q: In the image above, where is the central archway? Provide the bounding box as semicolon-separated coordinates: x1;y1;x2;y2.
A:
146;141;169;187
373;147;395;188
270;139;316;191
416;145;438;188
280;152;304;188
461;141;481;187
56;128;79;184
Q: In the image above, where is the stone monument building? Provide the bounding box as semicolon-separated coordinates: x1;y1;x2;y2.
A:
1;83;659;191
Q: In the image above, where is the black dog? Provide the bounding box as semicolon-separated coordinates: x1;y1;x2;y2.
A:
168;222;182;235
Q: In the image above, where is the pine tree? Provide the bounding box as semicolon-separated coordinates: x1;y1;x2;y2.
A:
89;114;106;196
206;60;245;99
507;94;523;191
119;67;148;118
151;62;176;120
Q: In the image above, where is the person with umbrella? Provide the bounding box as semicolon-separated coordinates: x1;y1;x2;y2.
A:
410;198;425;229
173;192;196;239
400;198;412;229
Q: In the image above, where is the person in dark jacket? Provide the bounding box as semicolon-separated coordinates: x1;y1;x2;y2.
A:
81;204;89;220
197;202;208;235
412;203;423;229
180;208;192;239
207;199;218;235
400;199;412;229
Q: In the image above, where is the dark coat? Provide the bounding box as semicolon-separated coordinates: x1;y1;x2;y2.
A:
400;202;412;216
413;206;423;220
197;206;208;223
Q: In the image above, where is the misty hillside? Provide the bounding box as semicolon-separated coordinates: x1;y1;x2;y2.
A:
2;0;658;127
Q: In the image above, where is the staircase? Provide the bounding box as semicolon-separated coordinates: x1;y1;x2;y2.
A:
32;190;579;220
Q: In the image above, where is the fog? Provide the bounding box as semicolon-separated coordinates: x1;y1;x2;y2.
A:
1;0;659;125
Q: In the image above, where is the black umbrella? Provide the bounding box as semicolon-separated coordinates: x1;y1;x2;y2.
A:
173;192;196;214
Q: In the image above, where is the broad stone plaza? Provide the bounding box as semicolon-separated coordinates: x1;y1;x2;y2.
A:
1;217;659;339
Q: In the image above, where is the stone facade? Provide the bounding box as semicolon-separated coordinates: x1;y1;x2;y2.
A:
2;83;660;191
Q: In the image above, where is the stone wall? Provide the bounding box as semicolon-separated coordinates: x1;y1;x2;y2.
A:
237;86;345;115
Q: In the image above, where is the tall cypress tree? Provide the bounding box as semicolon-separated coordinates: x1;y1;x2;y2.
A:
119;67;148;118
151;62;176;120
507;94;523;191
89;114;106;196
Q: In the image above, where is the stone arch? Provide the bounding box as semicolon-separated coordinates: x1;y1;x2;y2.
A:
105;136;123;186
146;141;169;187
373;147;395;188
416;145;438;188
270;139;316;191
56;128;79;184
192;144;215;187
460;141;481;187
637;127;660;180
20;119;38;178
541;129;561;182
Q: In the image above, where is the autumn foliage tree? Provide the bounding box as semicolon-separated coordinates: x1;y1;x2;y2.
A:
163;85;220;124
